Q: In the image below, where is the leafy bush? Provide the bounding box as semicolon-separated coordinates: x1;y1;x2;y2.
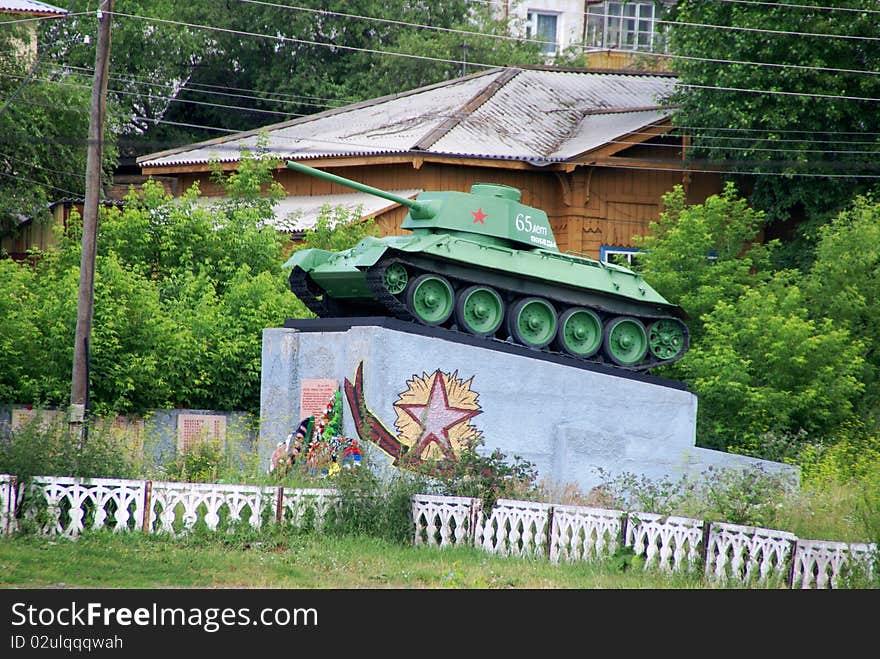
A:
593;468;694;516
697;465;797;528
408;439;539;511
159;440;227;483
598;464;797;529
683;271;865;454
328;461;426;545
0;413;139;482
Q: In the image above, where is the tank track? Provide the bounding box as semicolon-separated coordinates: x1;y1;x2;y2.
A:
361;254;688;372
289;265;371;318
289;266;333;317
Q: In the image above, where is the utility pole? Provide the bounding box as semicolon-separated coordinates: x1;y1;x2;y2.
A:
70;0;113;443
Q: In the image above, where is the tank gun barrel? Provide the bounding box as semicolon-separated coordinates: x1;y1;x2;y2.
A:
286;161;434;219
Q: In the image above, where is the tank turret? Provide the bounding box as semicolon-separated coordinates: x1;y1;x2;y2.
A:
283;161;689;371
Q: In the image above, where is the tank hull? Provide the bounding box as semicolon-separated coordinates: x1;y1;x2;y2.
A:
284;234;689;371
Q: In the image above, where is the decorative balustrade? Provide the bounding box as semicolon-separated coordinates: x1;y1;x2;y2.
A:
5;476;338;539
147;481;276;535
791;539;877;589
474;499;551;557
1;474;16;536
277;488;340;530
549;504;624;563
625;512;705;573
25;477;145;538
412;494;479;548
704;522;797;586
2;476;875;589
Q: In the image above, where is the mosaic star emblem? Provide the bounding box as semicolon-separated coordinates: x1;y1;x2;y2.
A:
397;369;481;460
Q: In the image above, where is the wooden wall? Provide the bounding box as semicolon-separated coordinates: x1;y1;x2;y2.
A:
0;204;70;260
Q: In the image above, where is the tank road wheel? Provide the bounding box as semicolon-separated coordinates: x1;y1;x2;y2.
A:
382;262;408;296
406;274;454;326
455;285;505;337
648;319;687;361
603;316;648;367
507;297;558;349
556;307;602;358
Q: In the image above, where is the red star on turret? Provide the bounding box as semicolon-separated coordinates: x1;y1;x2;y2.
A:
472;208;487;224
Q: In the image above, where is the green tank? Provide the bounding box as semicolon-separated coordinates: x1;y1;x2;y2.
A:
283;161;689;371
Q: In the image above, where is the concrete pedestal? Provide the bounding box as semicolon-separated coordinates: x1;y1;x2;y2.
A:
260;318;798;493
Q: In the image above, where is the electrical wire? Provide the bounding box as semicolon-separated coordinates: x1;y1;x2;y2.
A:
47;63;350;109
711;0;880;16
0;169;83;197
236;0;555;49
106;11;880;105
111;11;503;70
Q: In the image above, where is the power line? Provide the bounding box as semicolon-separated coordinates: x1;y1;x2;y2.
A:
238;0;880;78
112;11;503;70
585;3;880;42
711;0;880;15
678;82;880;103
237;0;554;49
600;137;880;156
0;11;90;27
131;116;240;134
0;71;306;119
0;150;86;180
9;67;880;156
579;162;880;179
106;11;880;104
675;124;880;137
0;169;83;197
599;49;880;79
49;63;350;109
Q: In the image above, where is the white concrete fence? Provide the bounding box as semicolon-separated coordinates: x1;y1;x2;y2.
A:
0;474;339;538
410;494;877;589
0;475;875;589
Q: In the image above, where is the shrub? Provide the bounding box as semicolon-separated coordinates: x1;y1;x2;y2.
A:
328;460;426;545
408;439;539;511
597;464;798;529
0;412;139;481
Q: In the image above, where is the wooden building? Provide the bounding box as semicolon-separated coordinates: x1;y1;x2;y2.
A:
138;66;720;263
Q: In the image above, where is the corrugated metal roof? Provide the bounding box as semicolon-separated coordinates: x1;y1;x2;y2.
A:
0;0;68;14
138;68;677;169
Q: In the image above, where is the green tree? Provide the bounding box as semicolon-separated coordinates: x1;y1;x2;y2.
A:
1;146;380;414
293;204;378;255
0;258;40;402
805;194;880;424
40;1;204;145
682;271;864;455
0;20;101;237
634;183;776;347
664;0;880;265
634;184;866;458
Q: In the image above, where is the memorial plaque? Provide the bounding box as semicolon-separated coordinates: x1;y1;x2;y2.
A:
300;379;339;421
177;414;227;453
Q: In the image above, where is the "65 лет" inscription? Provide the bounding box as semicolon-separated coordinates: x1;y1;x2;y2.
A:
514;213;549;236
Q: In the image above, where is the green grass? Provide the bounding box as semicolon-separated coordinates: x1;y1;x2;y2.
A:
0;530;719;590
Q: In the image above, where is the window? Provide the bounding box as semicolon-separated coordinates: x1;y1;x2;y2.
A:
586;1;666;52
600;246;644;268
527;11;559;55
